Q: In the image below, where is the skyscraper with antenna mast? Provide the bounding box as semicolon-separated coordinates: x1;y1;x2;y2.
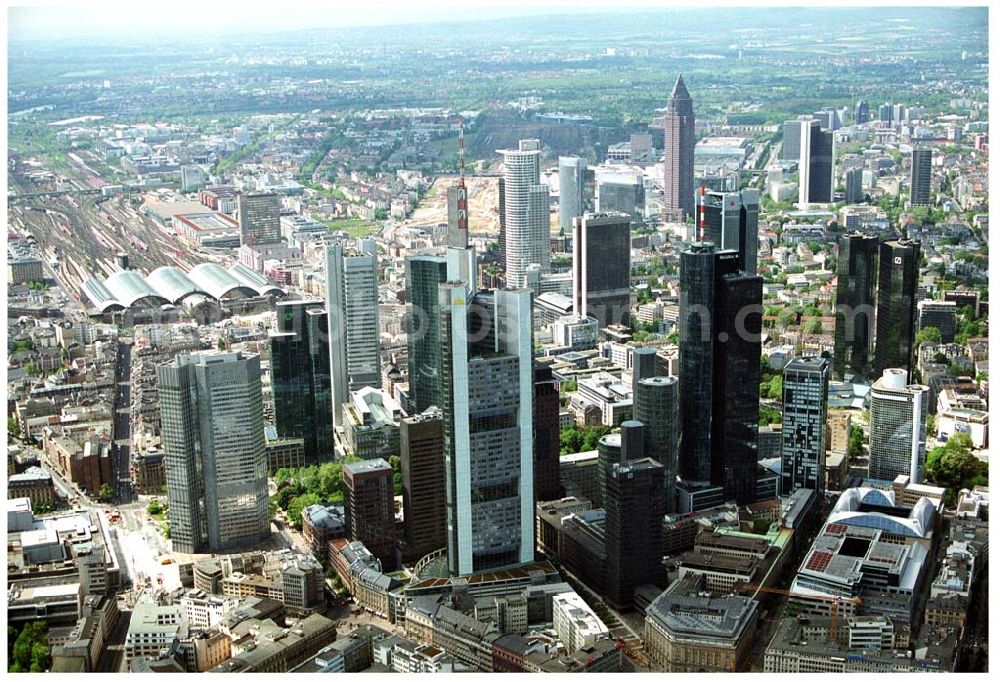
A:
446;118;470;249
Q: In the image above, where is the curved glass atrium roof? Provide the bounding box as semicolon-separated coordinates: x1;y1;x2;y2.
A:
80;262;285;311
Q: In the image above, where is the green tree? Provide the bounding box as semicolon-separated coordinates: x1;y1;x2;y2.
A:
97;483;114;503
274;467;295;486
914;325;941;347
217;337;226;351
849;425;865;461
274;483;305;511
288;492;322;530
9;622;49;673
561;379;578;394
767;375;783;401
948;364;975;378
804;319;823;335
759;405;782;426
559;424;611;456
8;417;20;440
925;434;986;502
317;461;344;499
777;308;796;327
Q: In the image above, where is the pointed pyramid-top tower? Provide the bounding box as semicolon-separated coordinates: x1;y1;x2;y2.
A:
670;73;690;103
663;74;695;223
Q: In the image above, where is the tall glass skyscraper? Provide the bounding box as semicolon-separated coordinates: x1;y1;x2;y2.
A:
780;357;831;495
678;244;762;504
439;234;535;575
679;244;736;485
605;457;665;610
788;118;835;205
869;369;929;483
854;99;870;125
874;239;921;381
712;270;764;505
441;283;535;575
269;300;332;465
158;351;269;554
325;242;381;426
499;139;549;287
572;212;632;328
405;255;448;413
833;233;879;381
634;375;680;512
909;147;933;207
558;156;588;232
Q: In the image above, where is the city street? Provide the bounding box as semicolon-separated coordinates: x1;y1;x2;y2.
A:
115;501;182;592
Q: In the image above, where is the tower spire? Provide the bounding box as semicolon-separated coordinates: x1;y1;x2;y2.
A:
456;118;468;235
459;119;466;186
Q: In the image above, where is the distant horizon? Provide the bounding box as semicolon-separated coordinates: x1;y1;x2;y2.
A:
7;2;987;45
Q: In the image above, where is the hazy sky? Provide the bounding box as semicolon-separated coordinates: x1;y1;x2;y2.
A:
9;0;958;43
8;1;673;42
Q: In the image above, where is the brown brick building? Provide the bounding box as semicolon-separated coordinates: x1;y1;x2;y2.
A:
400;410;446;564
343;459;398;571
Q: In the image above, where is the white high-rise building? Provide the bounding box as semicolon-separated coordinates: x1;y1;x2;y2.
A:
499;140;549;287
440;239;534;576
868;368;929;483
325;243;381;427
158;351;269;554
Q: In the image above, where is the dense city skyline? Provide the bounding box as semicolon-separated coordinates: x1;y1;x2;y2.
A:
5;4;989;675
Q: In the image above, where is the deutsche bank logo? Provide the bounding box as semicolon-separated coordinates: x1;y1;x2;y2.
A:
894;256;903;264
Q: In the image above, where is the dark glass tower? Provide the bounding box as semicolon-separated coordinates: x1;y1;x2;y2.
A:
678;244;737;485
533;363;564;502
596;432;622;509
663;74;695;222
874;239;921;381
711;271;763;505
855;100;870;125
405;256;449;413
269;300;332;464
605;457;665;611
910;147;933;207
807;126;835;203
738;189;760;274
833;233;879;382
572;212;632;328
679;244;762;504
